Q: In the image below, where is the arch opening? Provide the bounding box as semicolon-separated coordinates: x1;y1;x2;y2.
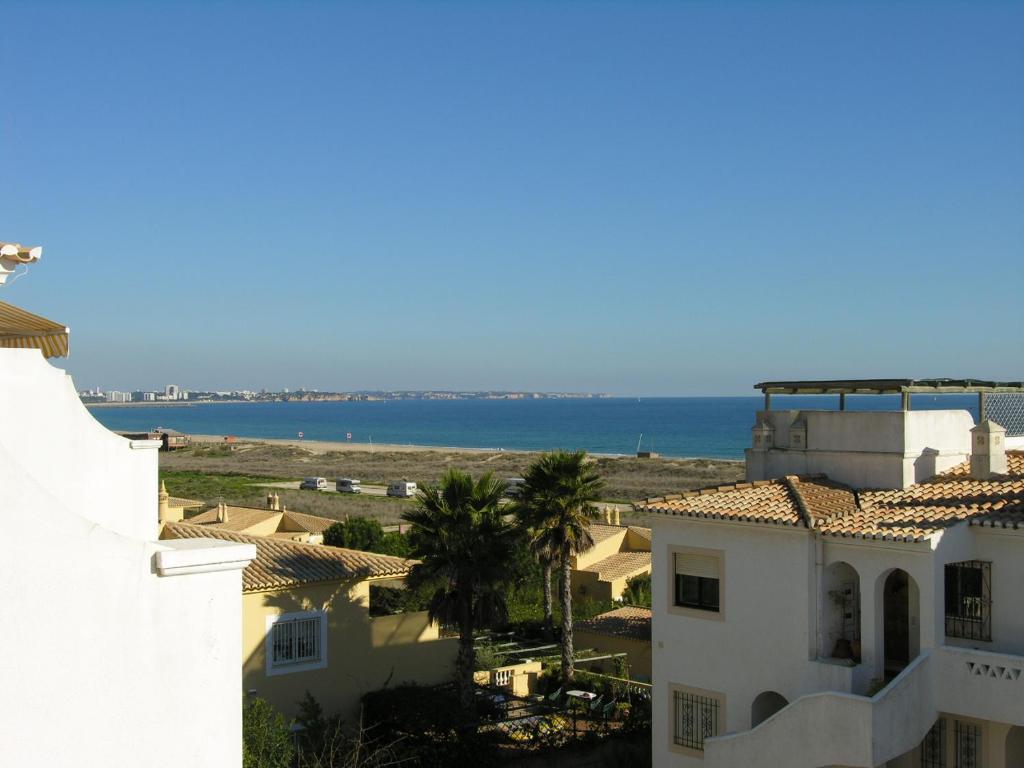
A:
881;568;919;680
750;691;788;728
823;561;861;661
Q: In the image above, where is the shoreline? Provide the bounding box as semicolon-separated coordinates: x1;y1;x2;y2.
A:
188;433;745;462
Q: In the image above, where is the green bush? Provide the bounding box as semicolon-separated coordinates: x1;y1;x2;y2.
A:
621;572;651;607
243;697;293;768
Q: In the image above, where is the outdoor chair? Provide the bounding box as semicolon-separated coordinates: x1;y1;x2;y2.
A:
547;687;563;706
601;700;617;720
588;695;604;713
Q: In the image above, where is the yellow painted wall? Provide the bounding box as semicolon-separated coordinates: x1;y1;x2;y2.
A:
574;630;652;682
573;529;627;570
242;578;457;719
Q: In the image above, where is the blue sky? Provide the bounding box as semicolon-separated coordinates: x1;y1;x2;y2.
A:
2;1;1022;396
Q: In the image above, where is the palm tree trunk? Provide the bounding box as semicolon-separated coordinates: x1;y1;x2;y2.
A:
560;551;574;685
456;598;476;712
542;557;554;640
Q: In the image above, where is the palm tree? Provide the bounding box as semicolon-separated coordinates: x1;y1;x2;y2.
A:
520;450;604;684
402;469;519;711
512;489;557;640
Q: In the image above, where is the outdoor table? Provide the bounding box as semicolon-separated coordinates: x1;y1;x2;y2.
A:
565;690;597;736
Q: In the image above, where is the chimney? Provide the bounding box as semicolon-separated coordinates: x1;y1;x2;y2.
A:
157;480;183;526
604;507;612;524
266;492;275;510
751;419;775;452
216;502;228;523
613;508;621;526
273;493;281;511
970;420;1007;480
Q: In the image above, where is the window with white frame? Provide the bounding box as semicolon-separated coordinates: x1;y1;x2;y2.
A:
266;611;326;674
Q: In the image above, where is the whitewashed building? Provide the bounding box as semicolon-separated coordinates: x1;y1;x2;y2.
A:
0;241;256;767
646;379;1024;768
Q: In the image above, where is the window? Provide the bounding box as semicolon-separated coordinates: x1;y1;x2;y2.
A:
266;611;326;674
945;561;991;641
955;721;981;768
674;553;720;612
673;690;720;751
921;718;945;768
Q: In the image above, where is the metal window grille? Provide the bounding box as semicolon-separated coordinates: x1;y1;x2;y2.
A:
920;718;945;768
955;721;981;768
272;616;321;666
987;394;1024;437
673;690;719;750
945;561;991;641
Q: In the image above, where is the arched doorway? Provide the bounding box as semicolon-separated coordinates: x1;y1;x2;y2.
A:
882;569;919;679
1006;726;1024;765
751;691;788;728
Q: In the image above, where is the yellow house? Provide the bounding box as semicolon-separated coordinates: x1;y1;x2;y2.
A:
160;521;457;719
575;606;652;682
571;522;652;603
159;485;337;545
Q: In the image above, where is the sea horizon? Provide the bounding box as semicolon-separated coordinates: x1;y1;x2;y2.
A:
88;394;982;460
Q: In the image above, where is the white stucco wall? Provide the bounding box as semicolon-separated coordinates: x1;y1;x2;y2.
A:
746;409;974;489
0;349;254;767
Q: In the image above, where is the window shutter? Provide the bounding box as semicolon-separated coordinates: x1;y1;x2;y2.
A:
675;553;719;579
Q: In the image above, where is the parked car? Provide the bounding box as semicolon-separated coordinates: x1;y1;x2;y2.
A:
335;478;362;494
387;480;418;498
299;477;328;491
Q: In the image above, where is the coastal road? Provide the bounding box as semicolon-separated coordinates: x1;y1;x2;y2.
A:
258;480;391;497
256;480;636;515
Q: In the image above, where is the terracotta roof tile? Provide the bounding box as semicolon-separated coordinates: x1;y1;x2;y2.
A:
644;452;1024;543
579;551;652;582
161;522;412;592
187;505;339;535
588;523;629;544
576;607;652;642
168;496;204;509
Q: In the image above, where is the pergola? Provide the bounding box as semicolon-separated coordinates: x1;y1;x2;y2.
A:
754;379;1024;420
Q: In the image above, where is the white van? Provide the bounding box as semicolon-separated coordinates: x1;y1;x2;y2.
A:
300;477;328;491
335;478;362;494
387;480;418;498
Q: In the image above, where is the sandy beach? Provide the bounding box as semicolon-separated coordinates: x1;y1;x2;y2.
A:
189;433;539;456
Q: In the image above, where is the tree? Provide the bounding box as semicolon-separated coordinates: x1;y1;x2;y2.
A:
512;486;558;639
323;517;384;551
520;450;604;685
402;469;520;711
243;697;294;768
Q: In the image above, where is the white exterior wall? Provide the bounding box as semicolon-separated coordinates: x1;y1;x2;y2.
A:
0;349;254;768
746;409;974;489
653;510;1024;767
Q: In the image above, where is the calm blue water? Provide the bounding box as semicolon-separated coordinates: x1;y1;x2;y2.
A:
88;395;980;460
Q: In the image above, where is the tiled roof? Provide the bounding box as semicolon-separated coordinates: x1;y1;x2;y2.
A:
161;522;412;592
576;607;652;642
189;506;280;532
282;510;339;534
589;523;628;544
168;496;204;510
188;505;339;535
644;452;1024;544
626;525;652;541
580;551;652;582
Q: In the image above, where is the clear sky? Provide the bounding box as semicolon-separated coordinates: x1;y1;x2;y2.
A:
2;1;1022;396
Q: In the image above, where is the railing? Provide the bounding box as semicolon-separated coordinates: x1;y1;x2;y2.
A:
933;645;1024;727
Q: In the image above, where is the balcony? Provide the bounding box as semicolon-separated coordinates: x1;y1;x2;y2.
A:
705;645;1024;768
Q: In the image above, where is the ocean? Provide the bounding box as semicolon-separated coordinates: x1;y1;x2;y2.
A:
87;394;981;460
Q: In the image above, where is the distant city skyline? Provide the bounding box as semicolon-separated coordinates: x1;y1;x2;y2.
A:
3;1;1022;396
